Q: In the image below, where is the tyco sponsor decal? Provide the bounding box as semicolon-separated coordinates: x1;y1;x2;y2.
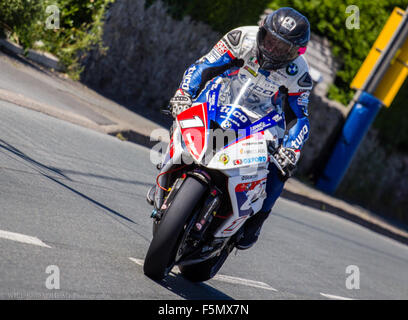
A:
290;125;309;149
181;66;197;91
220;106;249;123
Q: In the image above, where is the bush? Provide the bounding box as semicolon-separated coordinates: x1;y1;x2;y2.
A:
145;0;271;34
0;0;113;78
267;0;408;105
0;0;44;48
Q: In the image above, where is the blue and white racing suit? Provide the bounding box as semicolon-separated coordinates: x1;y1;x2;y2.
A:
177;26;313;213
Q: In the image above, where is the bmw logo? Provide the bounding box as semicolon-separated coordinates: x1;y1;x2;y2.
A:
221;121;232;129
286;63;298;76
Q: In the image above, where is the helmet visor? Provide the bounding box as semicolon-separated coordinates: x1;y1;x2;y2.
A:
259;29;300;63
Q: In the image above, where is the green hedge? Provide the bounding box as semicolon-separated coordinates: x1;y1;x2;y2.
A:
268;0;408;105
146;0;271;34
0;0;113;78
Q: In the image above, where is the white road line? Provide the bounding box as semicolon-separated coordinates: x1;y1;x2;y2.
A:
128;257;144;266
211;274;278;291
129;257;277;292
320;293;354;300
0;230;51;248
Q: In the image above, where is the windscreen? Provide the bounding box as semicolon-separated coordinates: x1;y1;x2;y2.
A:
214;77;278;131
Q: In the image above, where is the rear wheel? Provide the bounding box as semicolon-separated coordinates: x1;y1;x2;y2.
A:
143;177;207;280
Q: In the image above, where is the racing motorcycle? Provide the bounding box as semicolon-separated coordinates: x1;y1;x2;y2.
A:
143;76;288;282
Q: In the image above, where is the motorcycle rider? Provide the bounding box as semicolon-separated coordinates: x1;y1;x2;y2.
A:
164;7;313;249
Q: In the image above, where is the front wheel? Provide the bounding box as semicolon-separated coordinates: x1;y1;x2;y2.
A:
179;247;230;282
143;177;207;280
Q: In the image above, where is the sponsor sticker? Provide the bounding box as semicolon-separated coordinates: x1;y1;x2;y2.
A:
298;72;313;87
214;40;229;55
286;63;298;76
282;16;297;31
241;175;257;181
219;154;230;165
291;124;309;149
181;66;197;91
244;66;258;77
234;156;267;165
221;120;232;129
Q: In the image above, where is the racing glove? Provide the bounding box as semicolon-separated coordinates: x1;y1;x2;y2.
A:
169;89;193;119
272;146;300;178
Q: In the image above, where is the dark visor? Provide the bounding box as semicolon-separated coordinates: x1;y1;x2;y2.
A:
259;30;299;62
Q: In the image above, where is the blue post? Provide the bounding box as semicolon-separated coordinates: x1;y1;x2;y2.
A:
316;91;383;194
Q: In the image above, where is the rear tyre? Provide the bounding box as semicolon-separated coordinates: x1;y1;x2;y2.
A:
179;248;230;282
143;177;207;280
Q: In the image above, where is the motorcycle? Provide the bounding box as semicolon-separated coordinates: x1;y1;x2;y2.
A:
143;76;287;282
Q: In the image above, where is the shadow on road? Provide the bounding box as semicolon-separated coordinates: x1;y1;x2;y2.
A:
153;272;234;300
0;138;139;225
0;138;70;180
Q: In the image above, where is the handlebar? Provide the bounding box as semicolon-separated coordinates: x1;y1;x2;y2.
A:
160;106;172;117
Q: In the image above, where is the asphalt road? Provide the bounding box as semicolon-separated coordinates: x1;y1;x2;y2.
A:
1;101;407;300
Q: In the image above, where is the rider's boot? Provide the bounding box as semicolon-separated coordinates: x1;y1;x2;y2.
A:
236;210;270;250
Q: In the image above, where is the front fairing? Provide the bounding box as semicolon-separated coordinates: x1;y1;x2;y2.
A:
176;78;286;168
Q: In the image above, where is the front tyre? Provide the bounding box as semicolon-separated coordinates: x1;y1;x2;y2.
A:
143;177;207;280
179;247;230;282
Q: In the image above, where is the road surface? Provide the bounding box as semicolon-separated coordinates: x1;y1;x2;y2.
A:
1;101;407;299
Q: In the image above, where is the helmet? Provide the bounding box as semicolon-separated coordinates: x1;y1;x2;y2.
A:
257;7;310;70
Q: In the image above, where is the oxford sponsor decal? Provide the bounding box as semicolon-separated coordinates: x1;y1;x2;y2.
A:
234;156;267;165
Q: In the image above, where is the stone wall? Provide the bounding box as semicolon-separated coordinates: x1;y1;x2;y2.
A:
337;129;408;224
80;0;220;122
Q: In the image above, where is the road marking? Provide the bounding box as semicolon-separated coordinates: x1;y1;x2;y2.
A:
0;230;51;248
129;257;144;266
320;293;354;300
211;274;278;291
129;257;277;292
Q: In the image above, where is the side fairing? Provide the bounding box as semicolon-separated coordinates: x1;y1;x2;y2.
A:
213;168;269;238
